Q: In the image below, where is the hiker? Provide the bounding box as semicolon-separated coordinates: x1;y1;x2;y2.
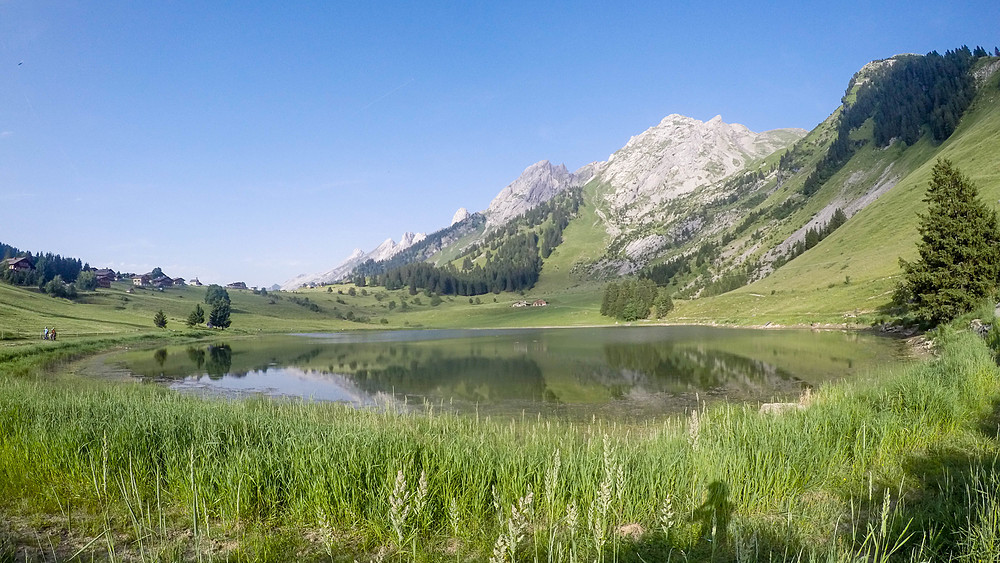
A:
43;327;49;340
50;328;57;341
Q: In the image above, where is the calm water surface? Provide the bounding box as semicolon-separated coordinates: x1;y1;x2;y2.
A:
115;327;911;420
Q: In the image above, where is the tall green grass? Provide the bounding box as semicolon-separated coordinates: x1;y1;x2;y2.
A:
2;329;1000;560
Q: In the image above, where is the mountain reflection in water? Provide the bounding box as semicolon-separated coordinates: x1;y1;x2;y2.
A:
116;327;908;419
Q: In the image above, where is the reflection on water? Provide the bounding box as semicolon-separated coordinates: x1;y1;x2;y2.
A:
115;327;910;420
603;343;791;392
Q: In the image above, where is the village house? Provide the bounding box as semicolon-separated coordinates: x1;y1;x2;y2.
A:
227;281;248;290
4;256;34;272
94;269;116;288
131;274;151;287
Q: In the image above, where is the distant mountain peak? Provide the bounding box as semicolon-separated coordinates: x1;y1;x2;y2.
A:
451;207;470;225
599;114;806;225
484;160;583;229
279;234;426;290
367;232;427;263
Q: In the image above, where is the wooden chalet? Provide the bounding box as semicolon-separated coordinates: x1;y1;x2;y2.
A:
4;256;34;271
94;269;116;288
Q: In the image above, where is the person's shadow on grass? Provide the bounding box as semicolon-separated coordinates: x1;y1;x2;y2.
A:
692;480;733;551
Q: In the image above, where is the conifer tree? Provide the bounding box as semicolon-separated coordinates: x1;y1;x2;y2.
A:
153;309;167;329
186;304;205;327
204;284;230;307
209;301;232;329
898;159;1000;325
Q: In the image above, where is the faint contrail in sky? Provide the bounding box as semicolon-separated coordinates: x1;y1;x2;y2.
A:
357;78;415;114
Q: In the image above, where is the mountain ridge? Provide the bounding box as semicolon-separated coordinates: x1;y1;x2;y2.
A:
280;232;426;290
282;115;803;288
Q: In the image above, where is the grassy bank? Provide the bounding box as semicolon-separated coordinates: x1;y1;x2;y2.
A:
2;326;1000;561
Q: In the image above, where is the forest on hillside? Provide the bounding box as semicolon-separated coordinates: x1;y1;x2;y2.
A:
357;188;583;296
796;46;987;196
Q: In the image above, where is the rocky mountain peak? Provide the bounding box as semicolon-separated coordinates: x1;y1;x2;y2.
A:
368;238;398;263
280;233;427;290
282;113;804;288
399;232;426;248
451;207;471;225
368;233;427;263
484;160;581;229
599;114;806;225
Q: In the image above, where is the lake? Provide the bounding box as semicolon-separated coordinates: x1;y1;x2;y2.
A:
114;326;912;420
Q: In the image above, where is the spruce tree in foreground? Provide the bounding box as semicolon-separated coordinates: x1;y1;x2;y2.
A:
897;159;1000;326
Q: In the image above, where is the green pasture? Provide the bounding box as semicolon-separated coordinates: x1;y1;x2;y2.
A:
0;279;609;347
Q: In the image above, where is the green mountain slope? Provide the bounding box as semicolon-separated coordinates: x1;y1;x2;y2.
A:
675;58;1000;324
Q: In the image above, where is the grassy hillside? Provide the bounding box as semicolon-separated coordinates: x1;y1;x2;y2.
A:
674;62;1000;325
0;277;614;346
533;182;608;293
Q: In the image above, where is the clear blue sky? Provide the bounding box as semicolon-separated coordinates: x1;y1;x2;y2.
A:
1;1;997;287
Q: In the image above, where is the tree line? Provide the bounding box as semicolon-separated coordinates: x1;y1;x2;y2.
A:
774;208;848;268
461;188;581;262
360;189;582;296
350;215;486;283
1;242;86;289
370;232;543;296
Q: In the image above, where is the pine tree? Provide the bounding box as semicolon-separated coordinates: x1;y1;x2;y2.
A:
208;301;232;329
153;309;167;329
186;304;205;327
898;159;1000;325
